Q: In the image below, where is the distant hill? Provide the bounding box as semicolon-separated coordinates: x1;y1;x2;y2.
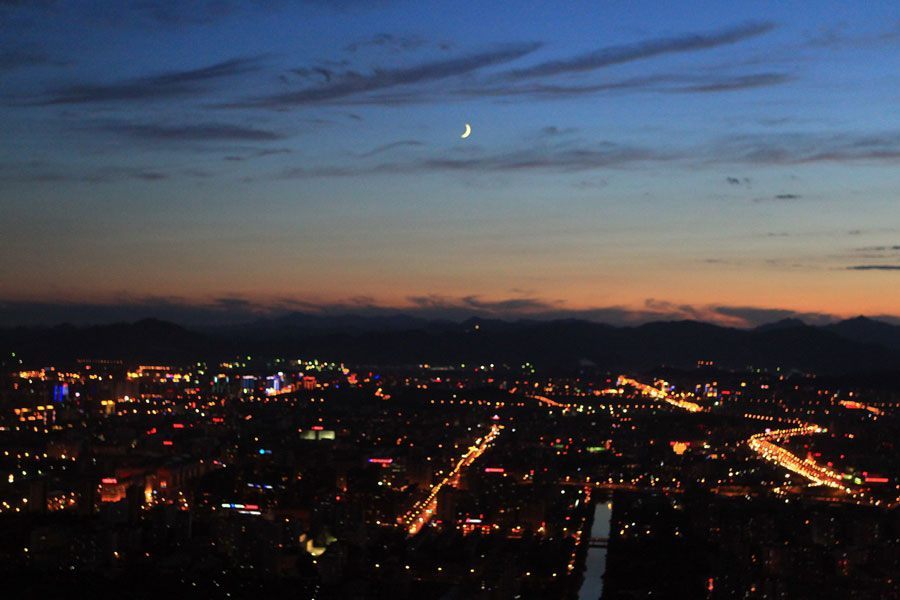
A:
823;316;900;351
2;314;900;375
0;318;210;365
753;318;808;332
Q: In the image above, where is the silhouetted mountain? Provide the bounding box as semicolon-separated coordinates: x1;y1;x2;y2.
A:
824;316;900;351
211;312;454;339
0;318;210;364
2;315;900;374
754;318;807;332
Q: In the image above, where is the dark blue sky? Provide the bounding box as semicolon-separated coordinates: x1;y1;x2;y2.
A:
2;1;900;326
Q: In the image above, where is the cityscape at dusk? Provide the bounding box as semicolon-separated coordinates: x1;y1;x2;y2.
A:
1;1;900;599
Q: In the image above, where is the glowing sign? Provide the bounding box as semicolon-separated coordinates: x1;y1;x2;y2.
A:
368;458;393;465
221;503;259;510
484;467;505;473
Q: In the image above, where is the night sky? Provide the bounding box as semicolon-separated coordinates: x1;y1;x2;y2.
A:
2;1;900;326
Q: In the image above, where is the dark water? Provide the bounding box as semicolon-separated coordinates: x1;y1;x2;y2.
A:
578;500;613;600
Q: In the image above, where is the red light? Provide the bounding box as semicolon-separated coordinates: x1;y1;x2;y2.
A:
173;423;184;429
101;477;118;484
311;425;324;431
484;467;505;473
865;476;889;483
146;427;157;435
368;458;393;464
244;504;259;510
163;440;173;446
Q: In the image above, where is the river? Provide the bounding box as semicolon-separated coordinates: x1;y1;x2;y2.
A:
578;499;613;600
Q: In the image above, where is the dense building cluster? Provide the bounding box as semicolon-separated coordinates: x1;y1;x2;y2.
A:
0;351;898;598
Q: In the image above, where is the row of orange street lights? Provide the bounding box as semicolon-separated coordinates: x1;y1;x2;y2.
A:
398;423;503;535
620;376;851;492
617;376;704;413
747;425;848;490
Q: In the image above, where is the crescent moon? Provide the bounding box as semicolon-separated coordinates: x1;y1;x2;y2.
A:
461;123;472;139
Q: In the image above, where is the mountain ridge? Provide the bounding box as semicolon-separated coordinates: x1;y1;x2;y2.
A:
3;313;900;375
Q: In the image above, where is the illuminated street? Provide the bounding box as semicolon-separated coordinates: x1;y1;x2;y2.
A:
398;423;503;535
746;425;847;490
618;377;704;413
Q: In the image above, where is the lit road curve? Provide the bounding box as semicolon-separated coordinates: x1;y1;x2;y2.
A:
619;377;860;496
747;425;848;490
617;376;704;413
398;423;503;535
532;394;567;408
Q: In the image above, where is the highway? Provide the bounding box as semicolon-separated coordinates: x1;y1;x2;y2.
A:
617;376;704;413
398;423;503;535
620;377;852;494
747;425;848;490
532;394;568;408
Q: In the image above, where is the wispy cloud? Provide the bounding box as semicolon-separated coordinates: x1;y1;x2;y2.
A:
670;72;789;92
356;140;424;157
128;0;267;26
852;245;900;253
847;265;900;271
224;43;541;108
751;193;802;202
713;131;900;164
273;126;900;179
807;21;900;49
0;163;209;184
502;21;775;80
279;142;669;178
539;126;578;137
407;294;562;316
451;71;790;101
223;148;292;161
30;56;264;105
101;122;286;142
267;125;900;179
344;33;437;54
709;304;838;327
1;0;290;27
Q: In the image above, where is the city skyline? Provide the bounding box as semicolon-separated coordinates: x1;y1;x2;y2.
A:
3;1;900;326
